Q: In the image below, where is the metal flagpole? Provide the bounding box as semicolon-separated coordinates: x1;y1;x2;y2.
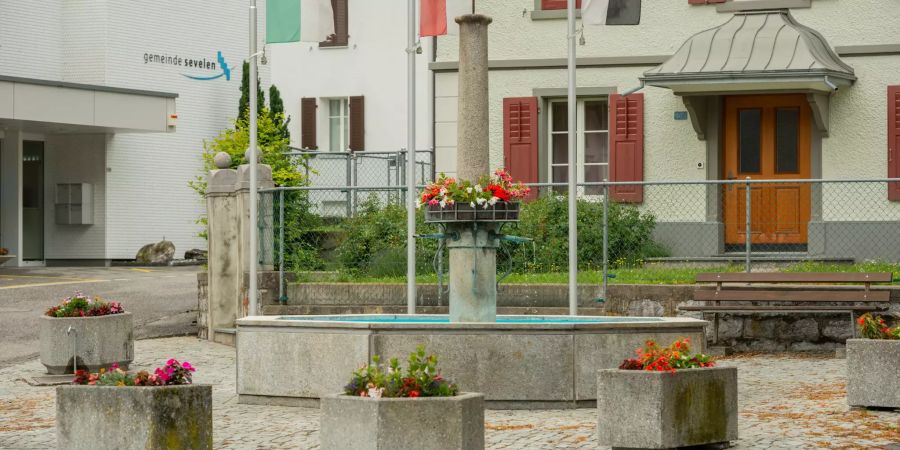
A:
406;0;417;314
566;0;578;316
248;0;259;316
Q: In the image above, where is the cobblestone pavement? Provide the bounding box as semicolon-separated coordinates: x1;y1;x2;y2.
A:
0;337;897;449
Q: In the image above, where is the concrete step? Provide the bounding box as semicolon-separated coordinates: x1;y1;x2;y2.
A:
261;305;611;316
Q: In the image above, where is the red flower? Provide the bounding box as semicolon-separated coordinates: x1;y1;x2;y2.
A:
408;390;420;398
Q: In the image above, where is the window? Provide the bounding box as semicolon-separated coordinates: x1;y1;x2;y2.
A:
328;98;349;152
537;0;640;25
320;0;348;47
548;99;609;195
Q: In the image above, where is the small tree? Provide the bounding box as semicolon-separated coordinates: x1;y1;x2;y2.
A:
268;85;290;140
238;60;266;124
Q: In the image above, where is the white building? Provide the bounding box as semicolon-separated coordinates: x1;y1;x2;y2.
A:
432;0;900;260
268;0;432;191
0;0;268;266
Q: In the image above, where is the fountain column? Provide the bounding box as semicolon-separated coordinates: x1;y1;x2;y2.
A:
448;14;496;323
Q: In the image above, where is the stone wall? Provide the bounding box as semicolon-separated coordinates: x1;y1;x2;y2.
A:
269;282;899;352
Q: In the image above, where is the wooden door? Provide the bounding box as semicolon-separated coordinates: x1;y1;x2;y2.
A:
723;95;811;246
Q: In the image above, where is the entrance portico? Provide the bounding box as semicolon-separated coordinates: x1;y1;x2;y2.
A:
0;75;176;267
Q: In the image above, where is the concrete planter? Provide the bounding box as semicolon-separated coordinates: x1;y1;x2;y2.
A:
597;367;738;449
847;338;900;409
40;312;133;374
56;384;212;450
320;392;484;450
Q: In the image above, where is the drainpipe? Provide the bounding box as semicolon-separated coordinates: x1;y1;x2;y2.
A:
824;76;838;93
621;81;645;97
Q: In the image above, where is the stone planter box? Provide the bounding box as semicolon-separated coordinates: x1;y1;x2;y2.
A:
40;312;133;374
597;367;738;449
425;201;519;223
56;384;212;450
847;338;900;409
320;392;484;450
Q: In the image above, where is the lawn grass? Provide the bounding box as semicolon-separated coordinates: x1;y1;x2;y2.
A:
294;261;900;285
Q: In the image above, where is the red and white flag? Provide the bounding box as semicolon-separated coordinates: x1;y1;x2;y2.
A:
582;0;610;25
420;0;470;37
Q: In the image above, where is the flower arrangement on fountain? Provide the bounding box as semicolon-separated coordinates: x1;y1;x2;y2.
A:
856;313;900;340
344;345;458;398
72;358;196;386
618;338;715;373
45;292;124;318
418;168;530;209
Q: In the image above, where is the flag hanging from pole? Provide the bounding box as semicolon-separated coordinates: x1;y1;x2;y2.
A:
582;0;610;26
266;0;335;43
420;0;470;37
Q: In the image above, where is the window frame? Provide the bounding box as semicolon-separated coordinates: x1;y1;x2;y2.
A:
326;97;350;152
547;97;610;195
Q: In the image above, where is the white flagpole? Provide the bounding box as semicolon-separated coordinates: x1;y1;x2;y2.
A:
566;0;578;316
406;0;417;315
248;0;259;316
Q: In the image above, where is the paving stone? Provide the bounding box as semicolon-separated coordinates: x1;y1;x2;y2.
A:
1;337;898;449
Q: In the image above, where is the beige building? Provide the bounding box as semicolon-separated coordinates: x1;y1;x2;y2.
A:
431;0;900;260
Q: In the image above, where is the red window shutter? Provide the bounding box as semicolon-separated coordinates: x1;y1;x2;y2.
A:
300;98;317;150
609;93;644;203
503;97;539;199
541;0;581;10
890;86;900;201
349;96;365;151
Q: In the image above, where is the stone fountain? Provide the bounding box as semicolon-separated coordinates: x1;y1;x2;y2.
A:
234;15;707;409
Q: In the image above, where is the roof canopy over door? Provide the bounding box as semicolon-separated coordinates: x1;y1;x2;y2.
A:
642;10;855;139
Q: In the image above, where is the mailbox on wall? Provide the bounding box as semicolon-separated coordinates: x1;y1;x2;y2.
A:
55;183;93;225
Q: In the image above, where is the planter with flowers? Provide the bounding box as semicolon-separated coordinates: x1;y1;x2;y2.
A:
40;292;132;374
56;358;211;450
597;338;737;449
419;169;530;223
320;345;484;450
847;313;900;409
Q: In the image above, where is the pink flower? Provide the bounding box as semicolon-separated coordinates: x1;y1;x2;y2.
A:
182;361;195;372
155;368;170;382
166;359;178;366
110;362;119;370
428;199;439;206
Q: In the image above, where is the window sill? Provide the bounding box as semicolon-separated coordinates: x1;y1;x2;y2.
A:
530;9;581;20
318;45;349;50
716;0;810;12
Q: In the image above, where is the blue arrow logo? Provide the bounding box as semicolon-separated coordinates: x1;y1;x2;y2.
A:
182;51;231;81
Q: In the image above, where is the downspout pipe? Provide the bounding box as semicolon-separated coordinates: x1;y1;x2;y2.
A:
621;81;645;97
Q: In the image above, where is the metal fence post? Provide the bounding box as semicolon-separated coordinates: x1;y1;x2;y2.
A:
278;189;286;304
745;177;752;273
345;153;352;218
602;180;610;301
351;152;359;216
399;149;407;206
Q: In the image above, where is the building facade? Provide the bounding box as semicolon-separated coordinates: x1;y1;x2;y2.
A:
0;0;266;266
431;0;900;260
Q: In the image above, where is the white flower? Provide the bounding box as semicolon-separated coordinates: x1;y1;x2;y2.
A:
440;188;449;195
416;201;423;209
474;184;482;191
439;199;446;208
488;197;498;206
469;202;475;208
476;197;486;204
367;387;384;399
466;187;473;194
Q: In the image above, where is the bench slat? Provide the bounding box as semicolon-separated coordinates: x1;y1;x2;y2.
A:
679;305;888;312
695;272;893;283
694;290;891;302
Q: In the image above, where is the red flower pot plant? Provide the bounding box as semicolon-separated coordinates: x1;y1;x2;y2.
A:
618;338;716;373
344;345;458;399
856;313;900;340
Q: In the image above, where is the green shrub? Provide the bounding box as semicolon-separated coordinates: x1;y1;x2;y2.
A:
501;194;667;271
335;196;441;276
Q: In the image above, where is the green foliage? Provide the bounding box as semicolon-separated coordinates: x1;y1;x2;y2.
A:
268;85;290;140
335;196;440;277
503;194;667;271
856;313;900;340
344;345;458;398
238;60;266;124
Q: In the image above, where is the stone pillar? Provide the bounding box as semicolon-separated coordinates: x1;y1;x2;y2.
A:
447;223;498;323
455;14;492;182
447;14;498;323
205;154;274;345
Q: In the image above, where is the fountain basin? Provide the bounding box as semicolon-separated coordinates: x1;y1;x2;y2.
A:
236;314;707;409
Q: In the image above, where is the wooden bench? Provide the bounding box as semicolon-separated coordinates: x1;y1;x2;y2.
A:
680;272;893;343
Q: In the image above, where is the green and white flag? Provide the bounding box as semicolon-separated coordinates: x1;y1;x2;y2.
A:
266;0;335;44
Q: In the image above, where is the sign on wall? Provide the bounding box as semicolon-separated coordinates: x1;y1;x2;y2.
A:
143;50;232;81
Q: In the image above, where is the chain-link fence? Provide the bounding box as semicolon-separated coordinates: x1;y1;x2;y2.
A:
260;178;900;302
287;148;433;217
